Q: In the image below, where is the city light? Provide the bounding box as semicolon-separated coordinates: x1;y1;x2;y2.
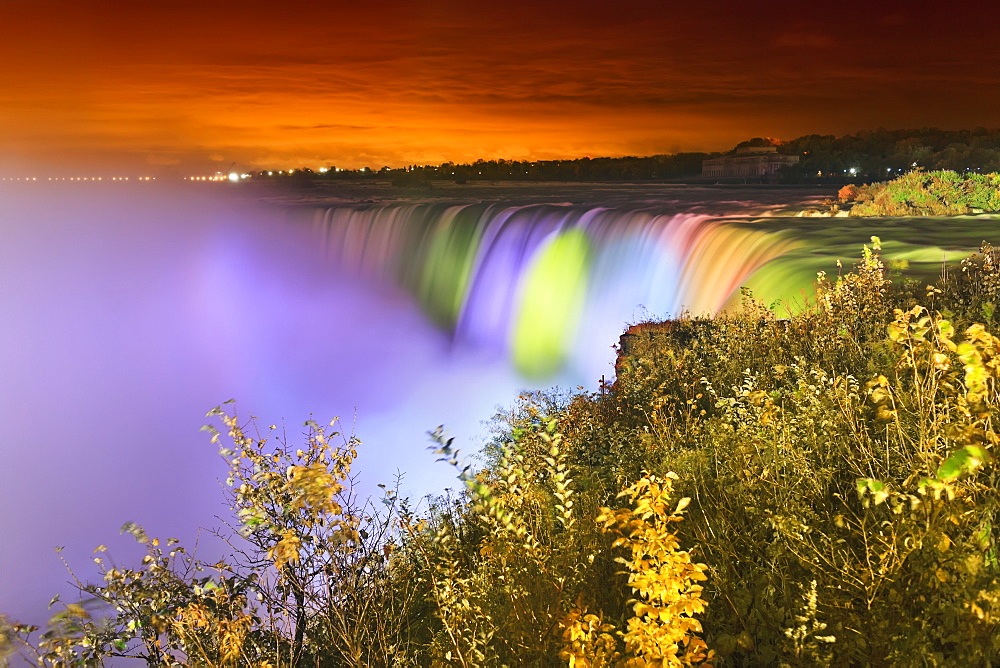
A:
1;175;154;181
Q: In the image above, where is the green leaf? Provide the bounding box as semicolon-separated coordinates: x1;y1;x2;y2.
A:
938;319;954;339
937;445;991;481
856;478;884;496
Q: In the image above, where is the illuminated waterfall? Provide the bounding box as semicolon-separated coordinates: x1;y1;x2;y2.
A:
313;203;800;379
0;185;806;627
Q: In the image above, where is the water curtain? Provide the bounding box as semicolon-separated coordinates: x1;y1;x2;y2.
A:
313;203;798;378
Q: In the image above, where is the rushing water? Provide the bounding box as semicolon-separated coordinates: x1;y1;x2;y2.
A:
311;203;801;379
5;181;993;629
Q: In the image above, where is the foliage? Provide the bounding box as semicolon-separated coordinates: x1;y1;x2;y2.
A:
779;127;1000;183
256;153;719;183
8;241;1000;666
564;240;1000;664
6;411;427;666
837;169;1000;216
558;471;714;668
593;472;712;666
6;408;709;666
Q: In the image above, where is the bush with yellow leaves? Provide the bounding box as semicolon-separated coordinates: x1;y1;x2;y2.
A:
6;407;423;667
8;240;1000;666
575;240;1000;665
559;472;712;667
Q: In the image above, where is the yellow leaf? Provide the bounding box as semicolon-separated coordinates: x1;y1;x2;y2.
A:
937;533;952;552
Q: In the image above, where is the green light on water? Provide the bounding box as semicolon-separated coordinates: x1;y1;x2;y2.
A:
417;210;482;328
512;229;591;378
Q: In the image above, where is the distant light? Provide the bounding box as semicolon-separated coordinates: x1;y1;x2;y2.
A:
228;172;239;182
319;167;328;173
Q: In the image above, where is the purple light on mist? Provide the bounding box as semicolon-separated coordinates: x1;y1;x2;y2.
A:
0;184;533;627
457;206;569;353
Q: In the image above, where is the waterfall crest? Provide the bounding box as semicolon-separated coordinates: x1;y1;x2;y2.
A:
313;203;799;378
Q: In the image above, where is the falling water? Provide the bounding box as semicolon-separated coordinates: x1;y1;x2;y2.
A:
0;183;804;629
312;203;800;380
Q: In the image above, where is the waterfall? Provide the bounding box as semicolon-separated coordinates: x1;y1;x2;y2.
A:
0;184;804;628
312;203;800;379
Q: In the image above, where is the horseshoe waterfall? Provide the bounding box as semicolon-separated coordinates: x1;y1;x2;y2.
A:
0;184;804;626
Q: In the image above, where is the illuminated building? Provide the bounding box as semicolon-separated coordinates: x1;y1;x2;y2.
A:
701;145;799;179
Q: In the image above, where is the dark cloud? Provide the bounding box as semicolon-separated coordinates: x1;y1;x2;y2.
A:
772;33;838;48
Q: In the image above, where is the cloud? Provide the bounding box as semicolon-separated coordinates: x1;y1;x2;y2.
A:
772;32;838;48
146;154;183;166
4;1;1000;173
277;124;380;132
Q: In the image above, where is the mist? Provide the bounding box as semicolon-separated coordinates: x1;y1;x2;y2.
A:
0;182;535;625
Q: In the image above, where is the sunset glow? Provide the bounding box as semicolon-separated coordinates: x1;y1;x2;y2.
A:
4;1;1000;175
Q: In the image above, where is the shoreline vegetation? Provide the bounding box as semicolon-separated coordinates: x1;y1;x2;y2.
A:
3;237;1000;665
831;170;1000;217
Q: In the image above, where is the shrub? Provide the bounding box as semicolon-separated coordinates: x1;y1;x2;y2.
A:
9;241;1000;666
565;241;1000;664
841;169;1000;216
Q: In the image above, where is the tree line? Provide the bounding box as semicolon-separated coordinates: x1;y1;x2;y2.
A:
255;127;1000;185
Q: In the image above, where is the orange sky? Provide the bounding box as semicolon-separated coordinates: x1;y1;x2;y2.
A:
2;0;1000;175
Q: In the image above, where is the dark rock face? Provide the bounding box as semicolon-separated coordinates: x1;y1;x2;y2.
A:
614;318;791;376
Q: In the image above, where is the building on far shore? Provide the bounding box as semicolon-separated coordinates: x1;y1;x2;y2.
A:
701;145;799;179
